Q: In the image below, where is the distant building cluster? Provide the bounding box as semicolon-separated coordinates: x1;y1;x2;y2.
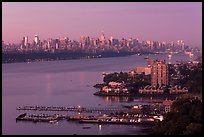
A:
2;32;201;54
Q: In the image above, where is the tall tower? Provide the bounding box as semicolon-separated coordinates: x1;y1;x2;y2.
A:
108;36;113;46
177;40;185;51
34;35;39;45
100;32;105;45
80;35;86;49
23;36;28;46
151;60;169;87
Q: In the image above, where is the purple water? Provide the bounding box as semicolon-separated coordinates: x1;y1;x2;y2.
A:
2;53;195;135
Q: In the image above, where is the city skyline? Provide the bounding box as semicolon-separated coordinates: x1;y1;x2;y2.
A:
2;2;202;47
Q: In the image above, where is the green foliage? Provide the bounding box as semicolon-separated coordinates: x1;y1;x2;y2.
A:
103;72;151;85
151;94;202;135
102;72;150;94
179;63;202;93
93;83;106;89
103;72;129;84
128;81;150;93
183;123;202;135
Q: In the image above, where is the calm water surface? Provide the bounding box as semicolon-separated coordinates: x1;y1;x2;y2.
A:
2;53;196;135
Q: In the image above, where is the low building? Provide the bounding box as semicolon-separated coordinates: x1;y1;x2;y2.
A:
144;67;151;75
136;67;151;75
162;99;174;113
139;85;164;94
136;67;146;74
169;85;188;94
102;86;112;93
108;82;123;87
102;86;128;94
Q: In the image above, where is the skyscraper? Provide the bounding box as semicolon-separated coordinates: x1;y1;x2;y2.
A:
100;32;105;45
34;35;39;45
92;37;98;46
177;40;185;51
151;60;169;87
23;36;28;46
108;36;113;46
80;35;86;49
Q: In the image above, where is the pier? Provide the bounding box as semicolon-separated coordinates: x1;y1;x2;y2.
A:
16;113;69;123
67;114;158;125
16;105;163;125
16;112;158;125
16;105;130;114
79;119;155;125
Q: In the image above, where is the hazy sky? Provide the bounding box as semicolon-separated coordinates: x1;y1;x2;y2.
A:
2;2;202;47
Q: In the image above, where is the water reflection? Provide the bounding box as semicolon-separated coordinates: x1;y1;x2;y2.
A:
98;124;102;135
79;72;85;86
100;96;176;104
102;96;134;103
45;73;52;96
136;96;175;103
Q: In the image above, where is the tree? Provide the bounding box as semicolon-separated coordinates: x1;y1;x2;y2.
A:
151;94;202;135
183;123;202;135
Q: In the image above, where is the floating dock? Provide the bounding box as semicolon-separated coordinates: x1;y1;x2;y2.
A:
16;113;68;123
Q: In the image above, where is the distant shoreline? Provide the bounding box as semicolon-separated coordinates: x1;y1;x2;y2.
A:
2;51;152;64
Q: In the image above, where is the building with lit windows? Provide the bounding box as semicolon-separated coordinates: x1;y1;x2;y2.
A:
151;60;169;87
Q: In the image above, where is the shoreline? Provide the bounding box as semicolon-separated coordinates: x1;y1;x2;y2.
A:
2;51;181;64
2;51;140;64
93;91;182;98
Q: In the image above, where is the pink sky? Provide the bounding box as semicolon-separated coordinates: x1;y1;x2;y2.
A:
2;2;202;47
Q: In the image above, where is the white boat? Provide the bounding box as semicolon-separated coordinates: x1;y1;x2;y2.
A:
144;56;149;59
49;120;58;123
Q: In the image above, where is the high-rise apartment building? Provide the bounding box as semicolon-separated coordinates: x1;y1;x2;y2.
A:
151;60;169;87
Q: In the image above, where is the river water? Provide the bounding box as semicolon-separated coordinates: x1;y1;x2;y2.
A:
2;53;196;135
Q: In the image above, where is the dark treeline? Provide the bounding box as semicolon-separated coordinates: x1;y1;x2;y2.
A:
2;51;137;63
151;94;202;135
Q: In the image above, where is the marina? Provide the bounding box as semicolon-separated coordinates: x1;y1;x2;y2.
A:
16;113;68;123
16;112;159;125
16;105;130;114
16;104;167;124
